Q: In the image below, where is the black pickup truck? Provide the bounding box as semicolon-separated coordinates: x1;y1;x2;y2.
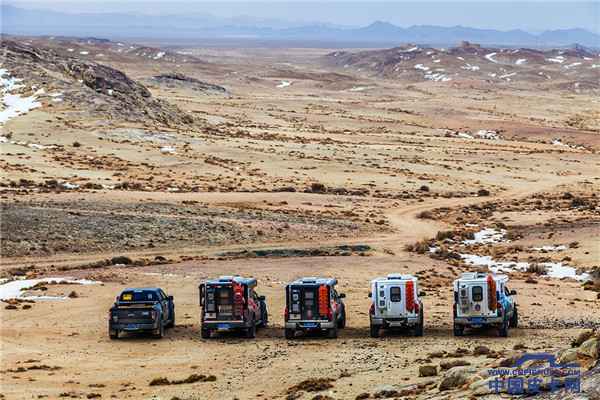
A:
108;288;175;339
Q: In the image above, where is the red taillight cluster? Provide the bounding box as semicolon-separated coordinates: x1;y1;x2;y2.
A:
318;285;332;320
369;303;374;315
406;280;416;312
487;275;497;311
284;306;289;321
233;282;245;317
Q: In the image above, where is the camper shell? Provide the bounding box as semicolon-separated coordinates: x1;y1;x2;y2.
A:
284;277;346;339
453;272;518;337
199;276;268;338
369;274;424;337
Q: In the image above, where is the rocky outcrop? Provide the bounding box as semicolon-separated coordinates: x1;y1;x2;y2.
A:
0;39;196;126
149;73;228;94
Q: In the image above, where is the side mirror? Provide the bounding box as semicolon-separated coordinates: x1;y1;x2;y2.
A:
258;295;266;301
339;293;346;299
419;291;426;297
510;290;517;296
168;295;174;301
368;292;372;298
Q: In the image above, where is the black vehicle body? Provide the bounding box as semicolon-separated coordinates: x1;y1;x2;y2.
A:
108;288;175;339
199;276;268;338
284;277;346;339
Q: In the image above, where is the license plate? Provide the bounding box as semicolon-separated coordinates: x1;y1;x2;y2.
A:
217;323;230;330
389;321;406;327
301;322;318;328
470;317;484;324
125;324;138;330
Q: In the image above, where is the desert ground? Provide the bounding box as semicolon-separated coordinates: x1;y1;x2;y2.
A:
1;36;599;400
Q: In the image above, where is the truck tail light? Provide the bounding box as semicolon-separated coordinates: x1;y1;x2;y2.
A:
369;303;374;315
318;285;331;320
487;275;497;311
233;282;244;317
284;306;289;321
406;281;415;312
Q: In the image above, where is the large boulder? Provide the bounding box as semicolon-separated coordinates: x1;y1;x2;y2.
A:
577;337;599;360
438;366;479;391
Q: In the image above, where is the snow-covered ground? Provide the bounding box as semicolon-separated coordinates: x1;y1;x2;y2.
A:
485;53;498;63
463;228;507;245
0;68;42;125
0;277;100;300
277;80;291;88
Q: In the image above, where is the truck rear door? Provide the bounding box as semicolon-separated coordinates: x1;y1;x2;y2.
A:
289;285;322;321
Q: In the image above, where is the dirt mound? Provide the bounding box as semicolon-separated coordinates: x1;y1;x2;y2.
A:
0;39;196;126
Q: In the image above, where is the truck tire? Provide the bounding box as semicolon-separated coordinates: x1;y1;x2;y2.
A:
414;310;424;337
201;328;211;339
327;325;338;339
258;303;268;328
499;316;509;337
245;317;256;339
285;328;295;340
337;309;346;329
166;312;175;329
369;324;380;338
453;322;464;337
509;306;518;328
109;329;119;340
154;321;164;339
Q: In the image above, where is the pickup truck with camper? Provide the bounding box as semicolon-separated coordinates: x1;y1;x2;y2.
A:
369;274;425;337
453;272;518;337
199;276;268;339
284;277;346;339
108;288;175;339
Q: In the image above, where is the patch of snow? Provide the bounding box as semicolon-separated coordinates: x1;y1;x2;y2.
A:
160;146;176;154
474;130;501;140
433;59;441;63
531;245;567;252
461;64;480;71
547;56;565;63
460;254;589;281
463;228;507;245
61;182;80;190
499;72;517;80
67;48;74;52
0;70;42;125
276;80;291;88
414;64;429;71
348;86;372;92
457;132;474;139
456;56;465;61
153;51;166;60
515;58;527;65
0;277;100;300
564;62;581;69
79;51;89;55
485;53;498;63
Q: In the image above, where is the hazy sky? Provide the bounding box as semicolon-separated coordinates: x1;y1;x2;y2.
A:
6;1;600;33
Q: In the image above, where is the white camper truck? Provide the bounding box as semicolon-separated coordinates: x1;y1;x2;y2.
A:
368;274;425;337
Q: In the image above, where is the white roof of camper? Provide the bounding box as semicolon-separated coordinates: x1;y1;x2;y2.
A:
454;272;508;284
372;273;417;283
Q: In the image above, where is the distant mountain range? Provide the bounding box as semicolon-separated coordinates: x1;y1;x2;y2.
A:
2;5;599;48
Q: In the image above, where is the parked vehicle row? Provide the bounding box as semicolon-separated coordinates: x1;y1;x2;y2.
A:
108;272;518;340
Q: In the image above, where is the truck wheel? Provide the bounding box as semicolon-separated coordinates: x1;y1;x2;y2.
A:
245;317;256;339
154;321;164;339
109;330;119;340
414;311;424;337
509;306;518;328
166;312;175;329
201;328;211;339
369;324;380;338
285;328;295;340
453;322;464;337
499;317;509;338
337;310;346;329
327;325;338;339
